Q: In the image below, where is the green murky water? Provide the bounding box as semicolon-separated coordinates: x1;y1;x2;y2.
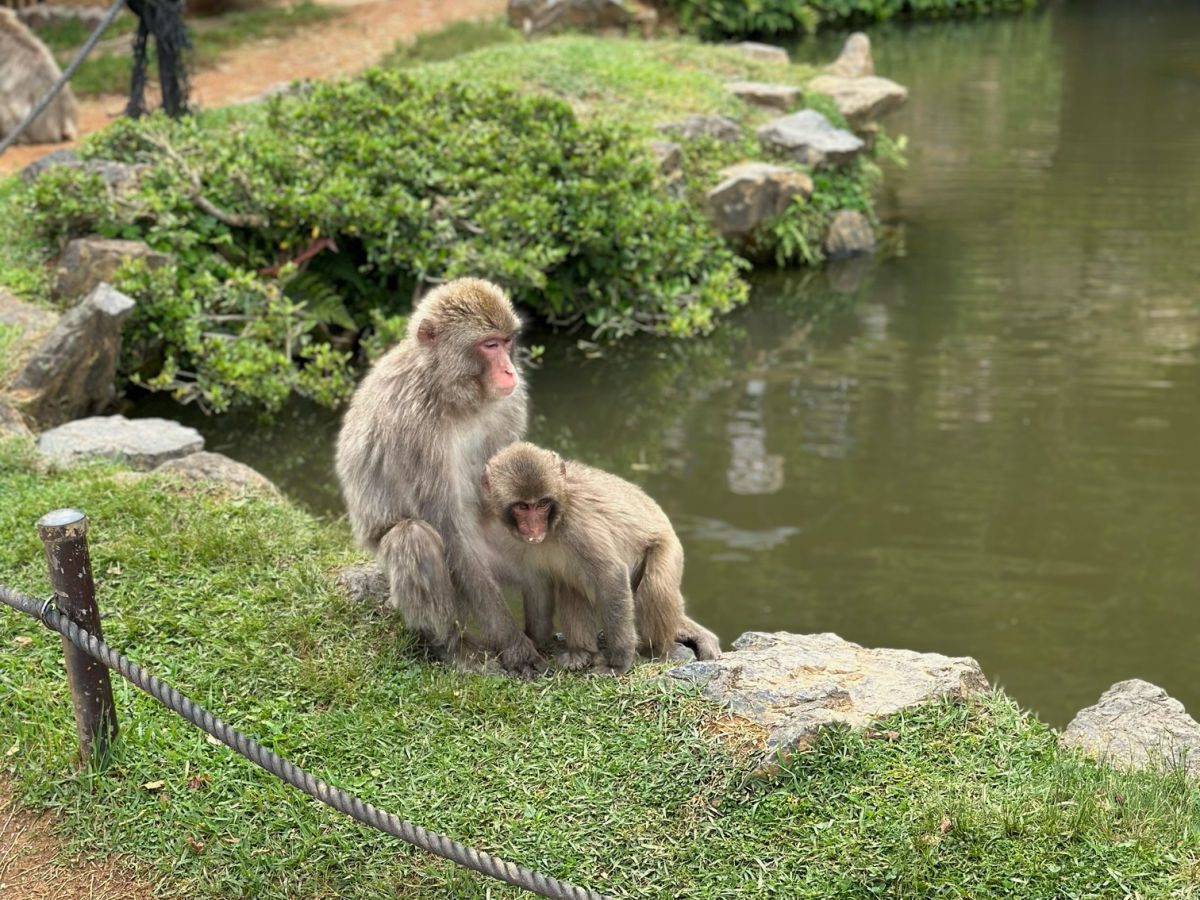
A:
148;1;1200;726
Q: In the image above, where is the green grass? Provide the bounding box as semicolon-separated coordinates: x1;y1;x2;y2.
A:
48;2;346;99
421;35;815;134
1;440;1198;897
382;17;522;68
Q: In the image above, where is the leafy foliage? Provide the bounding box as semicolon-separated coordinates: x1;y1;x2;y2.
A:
25;70;748;412
662;0;1040;38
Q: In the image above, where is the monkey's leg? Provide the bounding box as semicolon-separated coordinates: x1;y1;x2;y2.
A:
376;519;463;663
557;589;602;672
595;570;639;676
522;577;555;649
634;542;686;660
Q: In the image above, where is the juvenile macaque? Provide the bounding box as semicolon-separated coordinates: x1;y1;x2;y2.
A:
0;10;79;145
483;442;698;674
336;279;546;676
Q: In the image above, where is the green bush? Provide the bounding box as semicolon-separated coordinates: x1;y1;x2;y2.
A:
661;0;1039;38
26;70;747;413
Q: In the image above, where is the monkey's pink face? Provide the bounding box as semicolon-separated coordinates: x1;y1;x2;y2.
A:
509;499;553;544
478;335;518;399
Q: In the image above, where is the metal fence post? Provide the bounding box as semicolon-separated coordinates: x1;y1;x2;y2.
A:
36;509;118;762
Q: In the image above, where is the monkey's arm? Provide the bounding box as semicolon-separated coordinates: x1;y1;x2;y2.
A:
592;562;639;675
521;576;555;649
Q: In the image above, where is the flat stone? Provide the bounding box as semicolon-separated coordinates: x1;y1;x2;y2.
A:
1061;679;1200;777
670;631;989;758
53;236;172;304
726;81;803;112
706;161;813;238
155;451;279;496
730;41;789;65
337;561;390;605
757;109;864;167
824;32;873;78
649;140;683;177
657;114;742;143
807;75;908;127
9;284;136;428
37;415;204;470
824;209;876;258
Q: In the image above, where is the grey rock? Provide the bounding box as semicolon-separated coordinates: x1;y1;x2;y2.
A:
1061;679;1200;777
0;397;31;439
37;415;203;470
155;451;280;496
823;209;876;258
757;109;864;167
706;161;813;238
0;9;78;144
670;631;989;757
657;114;742;144
726;81;803;112
824;32;873;78
649;140;683;177
337;562;390;605
508;0;654;34
20;153;147;188
807;74;908;127
730;41;789;65
53;236;172;304
9;284;135;428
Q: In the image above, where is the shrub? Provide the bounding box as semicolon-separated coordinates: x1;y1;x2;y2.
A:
26;70;747;413
660;0;1039;38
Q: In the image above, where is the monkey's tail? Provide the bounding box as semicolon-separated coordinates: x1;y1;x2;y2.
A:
634;539;685;658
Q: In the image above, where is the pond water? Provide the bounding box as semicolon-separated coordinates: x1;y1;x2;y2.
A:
143;0;1200;727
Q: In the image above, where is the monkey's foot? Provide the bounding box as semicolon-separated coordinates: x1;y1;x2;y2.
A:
592;651;634;676
499;635;549;678
558;649;601;672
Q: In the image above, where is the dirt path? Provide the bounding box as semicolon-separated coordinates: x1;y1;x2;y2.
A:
0;0;506;175
0;781;154;900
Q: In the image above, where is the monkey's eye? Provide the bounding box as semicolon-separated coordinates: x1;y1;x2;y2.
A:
536;499;551;510
513;502;530;512
482;339;501;350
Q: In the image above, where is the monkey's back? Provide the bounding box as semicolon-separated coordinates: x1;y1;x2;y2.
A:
561;460;681;569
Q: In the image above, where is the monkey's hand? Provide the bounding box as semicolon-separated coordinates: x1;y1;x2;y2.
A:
558;649;601;672
499;634;549;678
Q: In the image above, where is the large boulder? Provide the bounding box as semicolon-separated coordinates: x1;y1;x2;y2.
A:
730;41;789;65
824;32;874;78
155;451;280;496
807;74;908;128
508;0;656;35
657;114;743;143
823;209;876;258
671;631;989;759
8;284;135;428
757;110;864;167
1060;680;1200;777
53;237;172;304
37;415;204;470
0;288;59;375
726;81;803;112
705;161;813;238
0;8;79;145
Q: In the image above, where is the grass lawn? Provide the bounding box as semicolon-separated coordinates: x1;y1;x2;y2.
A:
1;437;1198;897
39;2;346;99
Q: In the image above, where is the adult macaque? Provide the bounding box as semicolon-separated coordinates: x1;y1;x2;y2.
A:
483;442;702;674
0;10;79;145
336;278;546;675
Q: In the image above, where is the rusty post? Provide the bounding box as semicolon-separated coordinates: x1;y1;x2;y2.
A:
36;509;118;762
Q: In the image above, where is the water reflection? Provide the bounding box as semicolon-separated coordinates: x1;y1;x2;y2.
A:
149;1;1200;727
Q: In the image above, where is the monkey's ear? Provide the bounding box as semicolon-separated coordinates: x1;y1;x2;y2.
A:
417;318;438;345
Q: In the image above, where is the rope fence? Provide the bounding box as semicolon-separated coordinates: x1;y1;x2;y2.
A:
0;509;611;900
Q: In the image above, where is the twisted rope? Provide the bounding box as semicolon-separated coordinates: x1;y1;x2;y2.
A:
0;582;610;900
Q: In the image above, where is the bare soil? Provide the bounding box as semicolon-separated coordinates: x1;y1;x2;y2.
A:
0;781;155;899
0;0;506;175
